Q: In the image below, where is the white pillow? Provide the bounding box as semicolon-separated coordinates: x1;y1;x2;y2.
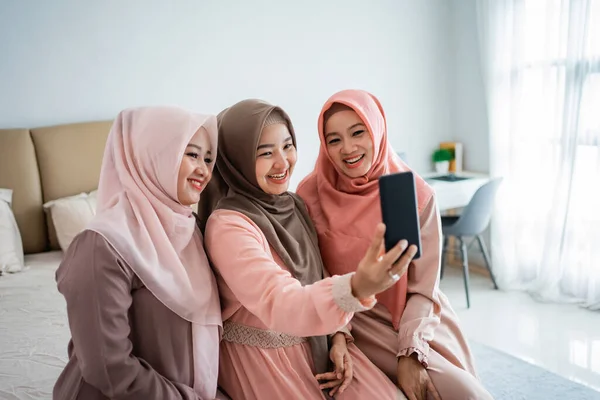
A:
0;188;25;274
43;190;98;252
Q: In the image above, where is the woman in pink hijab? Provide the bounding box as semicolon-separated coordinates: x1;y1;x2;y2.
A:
297;90;493;400
53;106;226;400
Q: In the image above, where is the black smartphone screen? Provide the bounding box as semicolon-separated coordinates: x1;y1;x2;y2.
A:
378;171;422;259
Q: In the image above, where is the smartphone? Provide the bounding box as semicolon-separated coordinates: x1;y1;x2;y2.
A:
378;171;422;259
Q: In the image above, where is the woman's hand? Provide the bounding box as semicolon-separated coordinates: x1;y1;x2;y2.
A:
397;354;441;400
315;333;353;397
351;223;417;300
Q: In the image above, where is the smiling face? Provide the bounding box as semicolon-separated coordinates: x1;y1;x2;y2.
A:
176;127;213;206
323;108;374;178
255;123;297;195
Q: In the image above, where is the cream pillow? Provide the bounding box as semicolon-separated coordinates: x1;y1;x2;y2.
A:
43;190;98;252
0;188;25;274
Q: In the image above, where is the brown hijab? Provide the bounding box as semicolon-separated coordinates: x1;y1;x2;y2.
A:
198;99;330;377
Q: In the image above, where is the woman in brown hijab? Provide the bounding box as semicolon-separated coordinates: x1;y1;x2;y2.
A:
199;99;415;399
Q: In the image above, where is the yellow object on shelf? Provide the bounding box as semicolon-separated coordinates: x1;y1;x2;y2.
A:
439;142;463;173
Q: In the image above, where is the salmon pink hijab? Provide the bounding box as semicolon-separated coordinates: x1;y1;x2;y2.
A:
87;106;222;399
297;89;434;330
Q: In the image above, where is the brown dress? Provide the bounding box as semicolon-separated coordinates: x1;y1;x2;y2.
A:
53;230;222;400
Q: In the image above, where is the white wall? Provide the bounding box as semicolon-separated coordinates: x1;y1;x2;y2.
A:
450;0;490;173
0;0;453;188
448;0;492;268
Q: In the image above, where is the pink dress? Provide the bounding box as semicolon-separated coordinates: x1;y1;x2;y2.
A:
304;191;494;400
205;210;403;400
295;88;493;399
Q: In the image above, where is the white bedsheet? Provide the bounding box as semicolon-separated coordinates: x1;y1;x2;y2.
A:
0;251;69;400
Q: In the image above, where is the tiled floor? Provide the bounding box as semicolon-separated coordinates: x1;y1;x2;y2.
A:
440;266;600;391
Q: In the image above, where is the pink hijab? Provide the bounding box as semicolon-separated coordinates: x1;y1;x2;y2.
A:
297;89;434;330
87;106;222;399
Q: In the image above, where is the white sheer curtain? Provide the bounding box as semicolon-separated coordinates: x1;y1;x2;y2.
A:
476;0;600;309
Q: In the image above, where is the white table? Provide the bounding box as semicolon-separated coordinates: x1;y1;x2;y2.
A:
421;171;490;212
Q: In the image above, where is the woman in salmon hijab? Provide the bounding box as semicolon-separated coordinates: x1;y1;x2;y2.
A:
200;99;414;399
297;90;493;400
53;106;227;400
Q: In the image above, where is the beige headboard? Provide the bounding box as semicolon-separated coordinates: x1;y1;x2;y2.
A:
0;120;113;254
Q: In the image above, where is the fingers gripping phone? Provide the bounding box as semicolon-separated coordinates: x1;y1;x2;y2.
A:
378;171;422;260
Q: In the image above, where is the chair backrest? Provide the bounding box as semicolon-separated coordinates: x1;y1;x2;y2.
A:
453;177;503;236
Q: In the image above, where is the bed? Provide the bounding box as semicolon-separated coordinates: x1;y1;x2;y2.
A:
0;251;66;399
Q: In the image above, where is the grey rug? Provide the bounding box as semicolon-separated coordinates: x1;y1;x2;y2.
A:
471;341;600;400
